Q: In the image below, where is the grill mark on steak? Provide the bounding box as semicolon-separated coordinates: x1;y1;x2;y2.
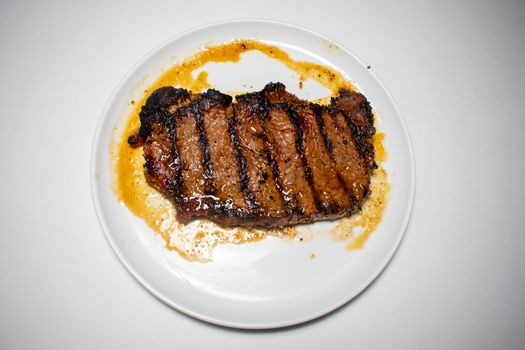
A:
267;103;319;217
234;92;288;224
332;90;375;137
292;106;350;216
191;96;215;196
228;107;258;212
286;107;323;214
130;87;191;215
200;91;248;212
266;104;318;218
320;107;370;210
258;99;293;221
331;90;376;171
311;105;351;198
163;110;184;207
129;83;376;228
174;106;210;219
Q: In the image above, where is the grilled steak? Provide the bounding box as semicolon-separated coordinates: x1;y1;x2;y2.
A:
128;82;376;228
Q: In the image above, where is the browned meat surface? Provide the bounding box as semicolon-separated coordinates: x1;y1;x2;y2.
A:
265;104;317;221
331;89;376;171
233;93;288;226
129;83;376;228
293;106;350;216
319;107;371;209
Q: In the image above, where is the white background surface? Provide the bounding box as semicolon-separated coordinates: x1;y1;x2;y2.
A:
1;0;524;349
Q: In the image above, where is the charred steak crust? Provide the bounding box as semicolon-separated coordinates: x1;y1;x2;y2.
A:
129;83;376;228
128;86;190;147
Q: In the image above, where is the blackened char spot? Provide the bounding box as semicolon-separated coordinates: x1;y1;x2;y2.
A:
130;86;190;145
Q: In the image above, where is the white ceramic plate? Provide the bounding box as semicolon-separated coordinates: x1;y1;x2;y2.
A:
91;19;415;329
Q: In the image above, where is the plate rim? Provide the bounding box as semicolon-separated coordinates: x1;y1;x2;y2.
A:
90;18;416;329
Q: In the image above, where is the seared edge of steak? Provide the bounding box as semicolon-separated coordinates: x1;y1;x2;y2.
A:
128;86;190;147
331;89;376;171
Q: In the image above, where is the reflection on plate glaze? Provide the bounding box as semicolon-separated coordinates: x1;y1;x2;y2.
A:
112;39;390;261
